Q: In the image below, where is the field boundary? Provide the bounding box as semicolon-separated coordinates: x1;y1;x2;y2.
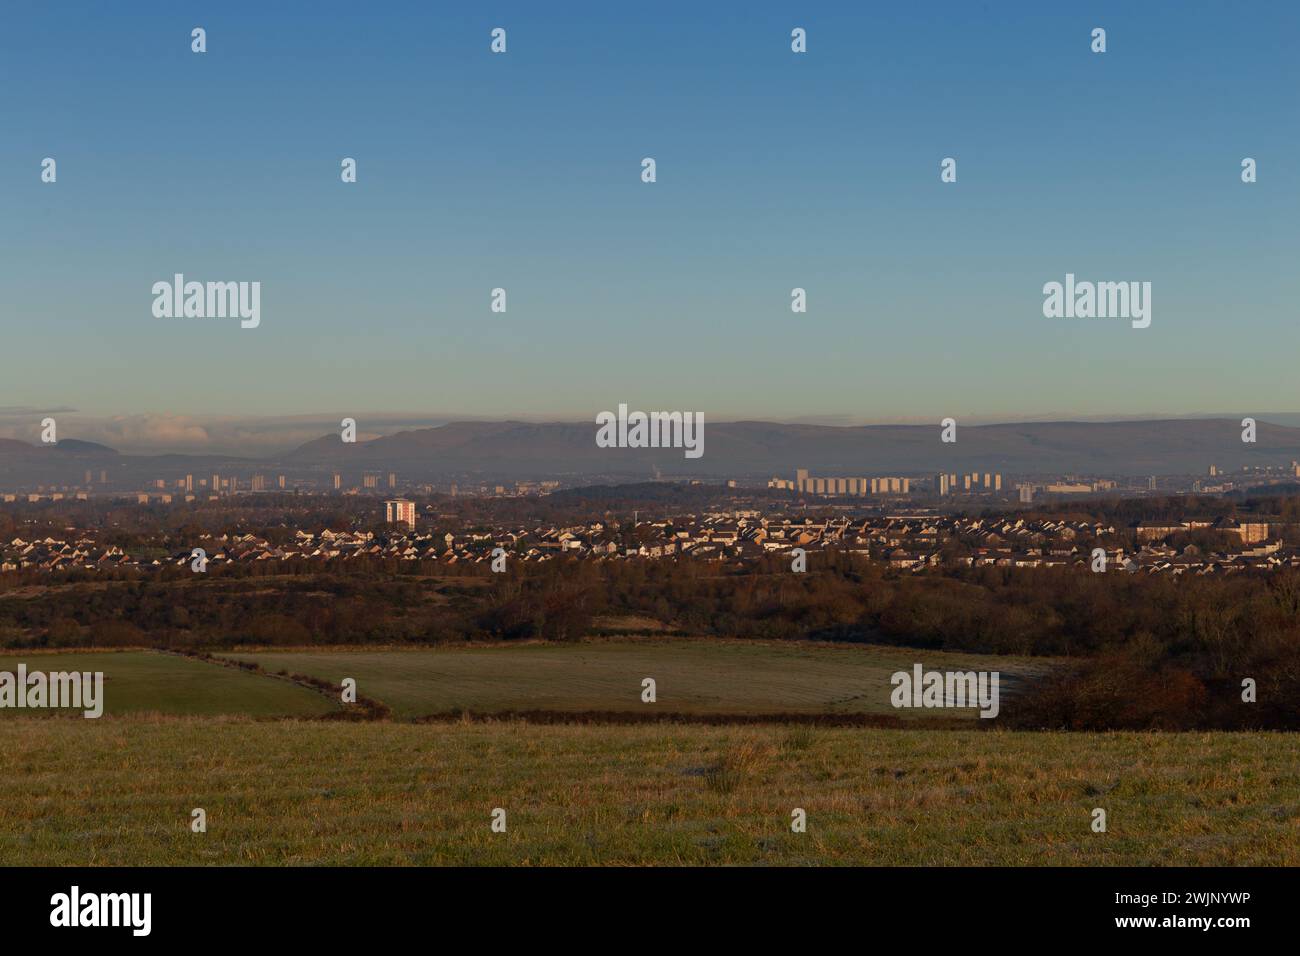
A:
409;708;977;728
167;649;392;720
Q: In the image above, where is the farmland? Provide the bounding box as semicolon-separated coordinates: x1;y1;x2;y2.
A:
0;650;334;718
0;641;1052;721
221;640;1053;720
0;642;1293;867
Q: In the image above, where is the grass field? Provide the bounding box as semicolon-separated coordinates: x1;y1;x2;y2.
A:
0;718;1295;865
0;651;336;718
222;640;1053;719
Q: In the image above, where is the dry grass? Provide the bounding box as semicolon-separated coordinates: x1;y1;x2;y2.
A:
0;717;1295;866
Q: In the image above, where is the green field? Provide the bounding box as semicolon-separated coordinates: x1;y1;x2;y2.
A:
223;640;1053;719
0;651;336;718
1;718;1295;865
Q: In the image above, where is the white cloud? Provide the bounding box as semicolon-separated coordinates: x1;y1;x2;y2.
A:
0;411;454;455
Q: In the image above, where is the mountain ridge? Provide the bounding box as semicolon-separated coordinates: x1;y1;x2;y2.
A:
280;417;1300;477
2;418;1297;481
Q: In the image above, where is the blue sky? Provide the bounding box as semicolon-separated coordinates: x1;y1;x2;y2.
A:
2;1;1297;442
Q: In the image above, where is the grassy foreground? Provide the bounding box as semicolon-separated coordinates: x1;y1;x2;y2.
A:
1;718;1295;865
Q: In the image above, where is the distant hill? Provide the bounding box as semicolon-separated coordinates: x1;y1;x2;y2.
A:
0;438;120;458
49;439;120;457
283;418;1300;478
0;437;120;485
0;439;39;458
2;418;1297;485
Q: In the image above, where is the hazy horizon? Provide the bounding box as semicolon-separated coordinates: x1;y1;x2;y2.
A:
3;407;1300;457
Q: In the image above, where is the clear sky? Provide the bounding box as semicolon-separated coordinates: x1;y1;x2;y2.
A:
2;1;1297;440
